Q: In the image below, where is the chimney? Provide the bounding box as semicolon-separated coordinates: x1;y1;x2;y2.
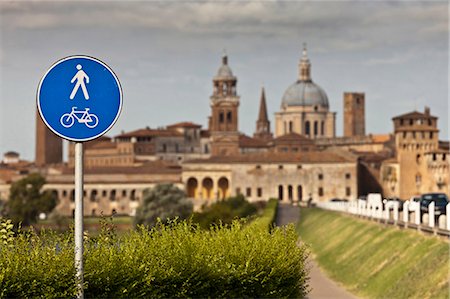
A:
424;106;430;116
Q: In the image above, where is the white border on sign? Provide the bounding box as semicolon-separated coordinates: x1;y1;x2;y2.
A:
36;55;123;142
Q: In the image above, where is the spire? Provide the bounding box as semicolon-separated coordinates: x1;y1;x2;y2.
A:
254;86;272;140
299;43;311;81
258;87;269;122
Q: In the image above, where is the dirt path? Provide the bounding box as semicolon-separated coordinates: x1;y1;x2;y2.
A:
276;203;358;299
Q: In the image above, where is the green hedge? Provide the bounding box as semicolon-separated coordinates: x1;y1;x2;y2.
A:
0;217;307;298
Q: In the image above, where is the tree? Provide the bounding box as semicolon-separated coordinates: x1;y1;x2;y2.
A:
134;184;193;228
7;173;58;226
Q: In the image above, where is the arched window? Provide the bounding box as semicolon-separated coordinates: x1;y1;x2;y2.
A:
321;121;325;136
226;111;232;123
219;111;224;123
289;121;293;133
314;121;318;136
305;121;310;136
278;185;283;201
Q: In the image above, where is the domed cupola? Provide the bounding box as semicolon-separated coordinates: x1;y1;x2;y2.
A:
214;53;236;80
281;44;329;108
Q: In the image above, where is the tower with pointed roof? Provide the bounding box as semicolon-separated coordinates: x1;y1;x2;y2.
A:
253;87;273;141
209;53;240;156
274;44;336;139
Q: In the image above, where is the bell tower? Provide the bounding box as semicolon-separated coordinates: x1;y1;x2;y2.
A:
209;53;240;156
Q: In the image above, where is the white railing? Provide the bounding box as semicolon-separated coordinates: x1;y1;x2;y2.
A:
315;193;450;233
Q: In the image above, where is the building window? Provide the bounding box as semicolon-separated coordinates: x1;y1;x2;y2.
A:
227;111;232;123
246;188;251;197
102;190;107;197
314;121;318;136
318;187;324;196
236;187;241;195
409;119;413;125
280;147;288;152
318;174;323;180
321;121;325;136
297;164;302;169
162;144;167;152
257;188;262;197
219;112;224;123
255;165;261;169
346;187;351;197
122;190;127;197
430;132;434;139
415;174;422;185
345;173;351;179
110;190;116;201
289;121;293;133
305;121;310;136
278;165;284;170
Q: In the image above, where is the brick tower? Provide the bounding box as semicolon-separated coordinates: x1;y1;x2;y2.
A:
343;92;365;137
209;54;240;156
35;110;63;166
253;86;272;141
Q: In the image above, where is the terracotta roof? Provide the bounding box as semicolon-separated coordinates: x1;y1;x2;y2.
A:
115;128;182;138
84;138;116;150
4;151;19;157
274;133;314;144
392;110;437;120
370;134;391;143
382;158;398;164
439;140;449;150
239;134;270;148
200;130;211;138
167;122;202;129
186;149;357;164
62;161;181;175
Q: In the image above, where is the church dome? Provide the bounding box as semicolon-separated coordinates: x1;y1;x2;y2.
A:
281;44;329;108
281;81;329;108
214;54;235;79
216;64;233;77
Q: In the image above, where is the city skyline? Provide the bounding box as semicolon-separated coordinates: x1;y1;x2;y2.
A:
0;1;448;160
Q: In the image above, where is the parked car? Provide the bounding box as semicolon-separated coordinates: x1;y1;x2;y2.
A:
419;193;449;215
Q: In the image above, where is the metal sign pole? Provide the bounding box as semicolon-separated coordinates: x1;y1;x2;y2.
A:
74;142;84;299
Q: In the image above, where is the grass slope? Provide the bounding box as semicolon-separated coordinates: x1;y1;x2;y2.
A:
297;208;449;299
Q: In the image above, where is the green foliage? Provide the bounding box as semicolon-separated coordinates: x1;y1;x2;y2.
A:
0;219;308;298
7;173;58;226
297;208;449;299
134;184;193;228
0;219;14;247
192;194;258;229
248;198;278;231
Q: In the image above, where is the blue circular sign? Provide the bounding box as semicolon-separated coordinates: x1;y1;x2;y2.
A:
37;55;123;142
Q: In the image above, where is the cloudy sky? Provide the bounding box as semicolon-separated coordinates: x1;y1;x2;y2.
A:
0;1;448;161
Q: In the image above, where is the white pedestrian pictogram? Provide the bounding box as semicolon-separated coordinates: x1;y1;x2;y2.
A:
60;107;98;128
70;64;90;100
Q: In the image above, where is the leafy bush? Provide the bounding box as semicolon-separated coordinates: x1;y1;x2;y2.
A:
192;194;258;229
134;184;193;228
0;218;308;298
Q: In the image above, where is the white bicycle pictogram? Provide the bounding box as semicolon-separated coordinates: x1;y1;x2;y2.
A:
60;107;99;128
